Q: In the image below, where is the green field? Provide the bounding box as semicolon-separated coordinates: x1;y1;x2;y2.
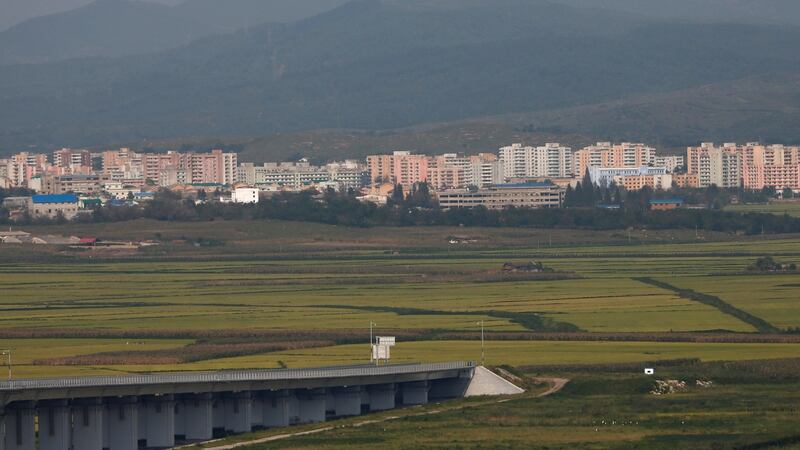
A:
726;202;800;217
0;220;799;379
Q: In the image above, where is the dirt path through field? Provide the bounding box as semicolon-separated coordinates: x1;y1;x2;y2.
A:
196;376;569;450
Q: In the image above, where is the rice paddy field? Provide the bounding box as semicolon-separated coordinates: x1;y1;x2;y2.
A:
0;220;799;380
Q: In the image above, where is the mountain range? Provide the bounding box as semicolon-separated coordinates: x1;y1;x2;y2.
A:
1;0;800;156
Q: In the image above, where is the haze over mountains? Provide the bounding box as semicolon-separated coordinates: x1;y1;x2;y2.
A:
1;0;800;156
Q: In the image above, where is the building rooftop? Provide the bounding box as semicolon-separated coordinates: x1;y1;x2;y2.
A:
31;194;78;204
650;198;685;204
494;182;556;189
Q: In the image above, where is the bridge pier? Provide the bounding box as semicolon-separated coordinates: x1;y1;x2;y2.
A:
181;393;213;441
261;390;291;428
104;396;139;450
367;384;395;411
429;376;470;400
38;400;70;450
223;392;252;434
0;406;6;450
143;394;175;448
72;398;103;450
402;381;429;405
250;395;264;429
332;386;362;417
296;389;326;424
4;402;34;450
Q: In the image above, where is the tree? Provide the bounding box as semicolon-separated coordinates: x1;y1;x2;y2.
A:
783;187;794;199
389;184;405;207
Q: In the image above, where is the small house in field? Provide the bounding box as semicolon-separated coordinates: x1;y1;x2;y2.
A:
502;261;546;273
649;198;684;211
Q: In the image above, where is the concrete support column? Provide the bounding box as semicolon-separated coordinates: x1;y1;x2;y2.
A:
250;396;264;430
182;393;213;441
367;384;396;412
39;400;71;450
296;389;326;424
429;376;470;400
143;394;175;448
261;390;291;428
104;396;139;450
223;392;252;434
0;406;6;450
402;381;429;405
72;398;103;450
174;400;185;439
332;386;362;417
4;402;34;450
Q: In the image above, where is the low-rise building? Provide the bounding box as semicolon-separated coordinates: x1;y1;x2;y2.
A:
588;167;669;189
438;182;563;210
232;187;260;204
650;198;684;211
30;194;80;220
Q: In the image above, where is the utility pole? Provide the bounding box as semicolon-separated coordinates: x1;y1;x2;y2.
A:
369;321;376;363
477;321;485;366
1;350;10;381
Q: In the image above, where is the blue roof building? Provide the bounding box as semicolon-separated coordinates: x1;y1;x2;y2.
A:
31;194;79;204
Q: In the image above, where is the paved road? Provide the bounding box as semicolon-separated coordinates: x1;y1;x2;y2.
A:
196;376;569;450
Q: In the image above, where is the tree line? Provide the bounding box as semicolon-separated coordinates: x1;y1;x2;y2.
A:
3;185;800;235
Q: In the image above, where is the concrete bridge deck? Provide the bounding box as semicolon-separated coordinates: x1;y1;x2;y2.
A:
0;362;476;450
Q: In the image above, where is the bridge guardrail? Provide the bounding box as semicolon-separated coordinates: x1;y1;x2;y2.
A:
0;361;475;392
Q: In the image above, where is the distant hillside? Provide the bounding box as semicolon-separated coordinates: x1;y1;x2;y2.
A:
552;0;800;25
0;0;214;65
132;73;800;163
174;0;349;30
0;0;349;65
1;0;800;152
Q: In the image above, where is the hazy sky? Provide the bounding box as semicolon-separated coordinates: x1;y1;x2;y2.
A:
0;0;180;30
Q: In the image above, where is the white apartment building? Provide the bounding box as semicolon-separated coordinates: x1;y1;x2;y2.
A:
573;142;657;177
238;160;366;190
654;155;685;173
499;143;573;179
687;143;743;188
232;187;260;204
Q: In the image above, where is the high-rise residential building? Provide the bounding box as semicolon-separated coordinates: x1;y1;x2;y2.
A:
573;142;656;177
588;167;671;189
686;143;742;188
367;151;430;186
498;143;572;179
654;155;685;173
53;148;92;169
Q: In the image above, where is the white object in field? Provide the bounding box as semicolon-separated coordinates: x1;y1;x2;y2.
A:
372;344;391;360
464;366;525;397
376;336;396;346
644;368;655;375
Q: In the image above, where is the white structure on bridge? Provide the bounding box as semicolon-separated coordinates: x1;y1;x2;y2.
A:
0;362;485;450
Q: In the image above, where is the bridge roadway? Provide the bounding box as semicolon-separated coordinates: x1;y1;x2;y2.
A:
0;362;475;450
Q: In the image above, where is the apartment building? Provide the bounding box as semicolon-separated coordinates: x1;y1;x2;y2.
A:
654;155;685;173
499;143;572;179
238;160;366;190
427;153;503;190
53;148;92;170
588;167;670;189
686;143;743;188
367;151;430;186
573;142;657;177
438;182;564;210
